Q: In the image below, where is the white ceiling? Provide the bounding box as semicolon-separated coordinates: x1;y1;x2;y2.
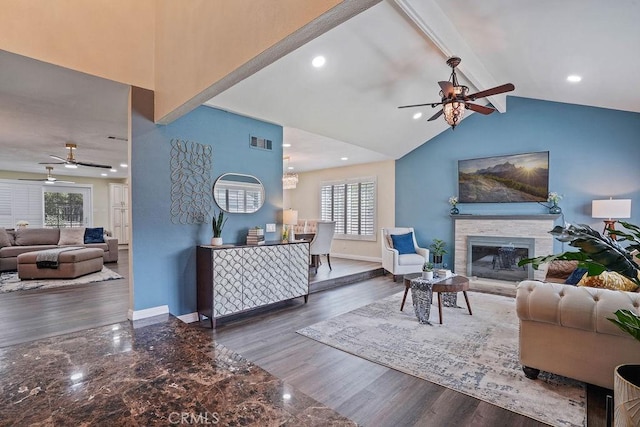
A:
1;0;638;177
0;51;130;179
208;0;640;172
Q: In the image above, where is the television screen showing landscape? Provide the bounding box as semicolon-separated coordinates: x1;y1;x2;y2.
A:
458;151;549;203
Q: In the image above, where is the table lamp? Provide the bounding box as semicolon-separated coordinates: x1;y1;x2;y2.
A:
592;198;632;239
283;209;298;243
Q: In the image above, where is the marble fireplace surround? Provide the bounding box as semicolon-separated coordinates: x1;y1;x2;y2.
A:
453;215;560;283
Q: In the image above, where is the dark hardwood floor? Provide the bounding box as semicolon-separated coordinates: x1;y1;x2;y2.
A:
0;248;129;347
209;275;549;427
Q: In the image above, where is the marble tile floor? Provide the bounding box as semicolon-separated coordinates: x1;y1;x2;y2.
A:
0;315;356;426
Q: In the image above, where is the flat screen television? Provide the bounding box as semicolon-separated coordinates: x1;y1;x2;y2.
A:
458;151;549;203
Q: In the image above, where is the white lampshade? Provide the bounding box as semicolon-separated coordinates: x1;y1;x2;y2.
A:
283;209;298;225
592;198;632;219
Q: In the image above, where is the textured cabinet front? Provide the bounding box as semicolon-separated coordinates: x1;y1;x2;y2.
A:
287;243;310;298
212;248;244;316
197;243;309;326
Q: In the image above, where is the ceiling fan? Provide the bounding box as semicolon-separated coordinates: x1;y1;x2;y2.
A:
40;142;112;169
398;56;515;129
19;166;75;184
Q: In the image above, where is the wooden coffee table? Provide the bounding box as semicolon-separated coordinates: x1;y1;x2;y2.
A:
401;273;472;324
432;275;472;324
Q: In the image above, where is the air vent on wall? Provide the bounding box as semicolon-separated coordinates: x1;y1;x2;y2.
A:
250;136;272;150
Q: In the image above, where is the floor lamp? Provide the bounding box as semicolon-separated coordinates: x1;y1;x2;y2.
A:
283;209;298;243
592;198;632;240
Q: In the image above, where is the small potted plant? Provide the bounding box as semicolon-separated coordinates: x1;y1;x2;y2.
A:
430;238;447;266
547;192;563;214
211;210;227;246
422;262;434;280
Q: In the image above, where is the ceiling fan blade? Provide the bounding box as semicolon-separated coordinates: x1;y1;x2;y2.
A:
467;83;515;100
427;109;444;121
39;161;65;165
49;155;67;162
466;103;496;115
398;101;442;109
438;81;454;98
18;178;46;182
75;160;112;169
53;180;75;184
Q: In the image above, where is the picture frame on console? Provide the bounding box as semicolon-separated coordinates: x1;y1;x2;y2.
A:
457;151;549;203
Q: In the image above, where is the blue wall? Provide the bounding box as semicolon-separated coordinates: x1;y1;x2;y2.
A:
396;97;640;266
131;105;283;315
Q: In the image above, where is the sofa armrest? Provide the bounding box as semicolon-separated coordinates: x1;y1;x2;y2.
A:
516;280;640;337
104;237;119;262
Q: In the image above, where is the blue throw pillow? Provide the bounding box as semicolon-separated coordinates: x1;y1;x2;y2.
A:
565;267;588;285
390;232;416;255
84;227;105;244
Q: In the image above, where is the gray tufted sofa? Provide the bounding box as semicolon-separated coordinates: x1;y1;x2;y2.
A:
516;280;640;389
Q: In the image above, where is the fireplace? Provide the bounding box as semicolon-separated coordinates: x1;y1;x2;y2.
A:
467;236;535;281
453;215;557;283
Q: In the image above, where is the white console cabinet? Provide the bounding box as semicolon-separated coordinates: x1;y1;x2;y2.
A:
197;242;309;328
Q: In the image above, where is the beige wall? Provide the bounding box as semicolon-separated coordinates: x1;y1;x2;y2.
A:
0;0;379;125
154;0;344;122
0;0;155;89
0;170;126;230
286;160;395;262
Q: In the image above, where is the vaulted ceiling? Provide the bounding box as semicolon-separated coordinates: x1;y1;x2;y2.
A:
1;0;638;178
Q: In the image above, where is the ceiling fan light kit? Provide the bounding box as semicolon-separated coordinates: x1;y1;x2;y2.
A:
398;56;515;130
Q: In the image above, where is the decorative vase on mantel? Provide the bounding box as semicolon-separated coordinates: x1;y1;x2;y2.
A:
549;202;562;214
450;206;460;215
211;237;223;246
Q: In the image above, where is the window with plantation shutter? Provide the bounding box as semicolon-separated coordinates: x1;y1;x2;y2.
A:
320;177;376;241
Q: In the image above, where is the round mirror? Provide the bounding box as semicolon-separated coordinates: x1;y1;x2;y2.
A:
213;173;265;213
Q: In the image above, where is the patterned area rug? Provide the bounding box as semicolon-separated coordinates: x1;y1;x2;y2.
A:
0;267;123;293
297;291;585;427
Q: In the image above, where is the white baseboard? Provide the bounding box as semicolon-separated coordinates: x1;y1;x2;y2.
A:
331;253;382;263
127;305;169;321
177;312;200;323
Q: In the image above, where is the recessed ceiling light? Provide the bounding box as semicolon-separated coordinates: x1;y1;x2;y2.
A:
120;163;128;168
101;173;108;177
312;56;326;68
110;169;117;173
282;143;291;148
288;166;294;170
567;75;582;83
341;157;348;161
413;112;423;120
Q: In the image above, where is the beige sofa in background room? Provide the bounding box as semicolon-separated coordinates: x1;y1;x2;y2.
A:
0;227;118;272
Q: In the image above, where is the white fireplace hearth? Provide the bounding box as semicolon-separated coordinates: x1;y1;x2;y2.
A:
453;215;559;284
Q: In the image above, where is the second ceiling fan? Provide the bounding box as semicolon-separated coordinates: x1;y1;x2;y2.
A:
40;142;112;169
398;56;515;129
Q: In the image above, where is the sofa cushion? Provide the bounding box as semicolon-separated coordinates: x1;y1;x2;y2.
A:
391;232;416;255
545;260;579;281
578;270;639;292
58;227;86;245
83;242;109;252
564;267;588;285
0;245;58;258
398;253;425;266
15;228;60;245
0;228;11;248
84;227;105;244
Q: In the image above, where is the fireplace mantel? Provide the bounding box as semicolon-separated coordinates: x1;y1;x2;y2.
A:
451;214;561;221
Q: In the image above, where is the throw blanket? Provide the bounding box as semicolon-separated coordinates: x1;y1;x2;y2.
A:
36;247;83;269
